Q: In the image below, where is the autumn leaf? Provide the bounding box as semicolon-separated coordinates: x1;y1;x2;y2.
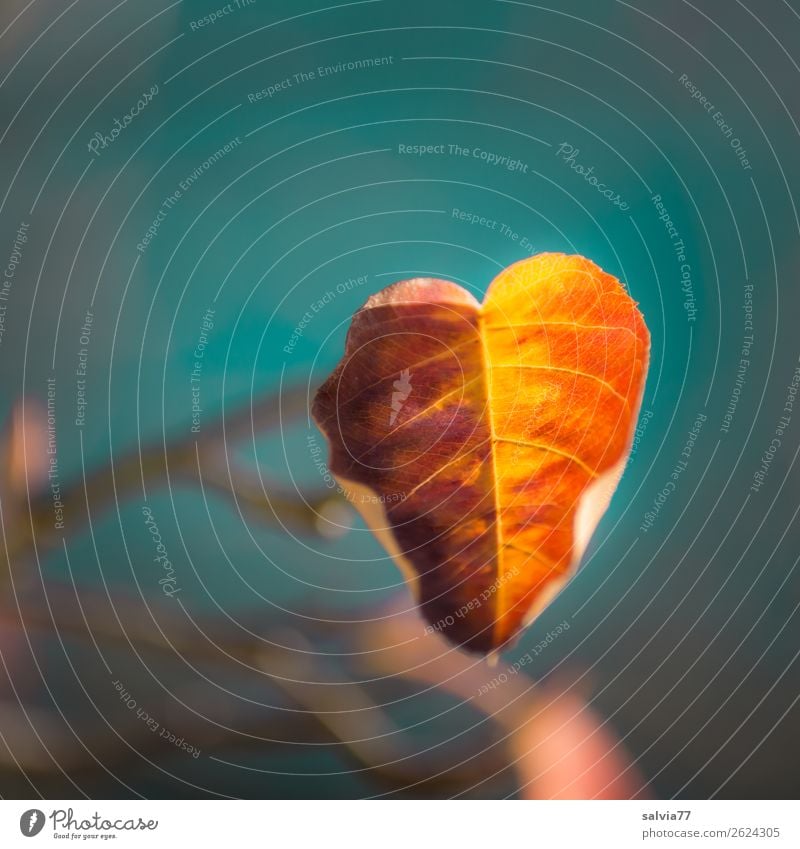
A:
313;253;650;654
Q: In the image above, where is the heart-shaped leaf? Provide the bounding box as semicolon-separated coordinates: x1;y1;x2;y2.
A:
313;254;650;653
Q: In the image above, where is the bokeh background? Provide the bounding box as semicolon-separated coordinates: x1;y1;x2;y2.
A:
0;0;798;799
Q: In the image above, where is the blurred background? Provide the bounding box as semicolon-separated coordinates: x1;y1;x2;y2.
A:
0;0;798;799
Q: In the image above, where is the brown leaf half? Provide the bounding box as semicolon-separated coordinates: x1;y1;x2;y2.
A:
313;254;650;653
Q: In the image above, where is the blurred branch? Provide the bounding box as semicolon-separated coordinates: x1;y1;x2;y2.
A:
0;591;517;795
2;383;349;578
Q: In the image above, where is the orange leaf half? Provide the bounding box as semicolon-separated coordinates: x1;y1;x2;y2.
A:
313;253;650;653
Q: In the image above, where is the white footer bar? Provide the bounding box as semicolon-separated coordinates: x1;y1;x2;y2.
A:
1;800;796;848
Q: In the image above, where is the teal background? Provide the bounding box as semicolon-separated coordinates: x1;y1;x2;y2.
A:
1;0;799;798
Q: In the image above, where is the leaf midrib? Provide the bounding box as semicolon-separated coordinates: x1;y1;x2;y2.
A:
476;307;504;647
